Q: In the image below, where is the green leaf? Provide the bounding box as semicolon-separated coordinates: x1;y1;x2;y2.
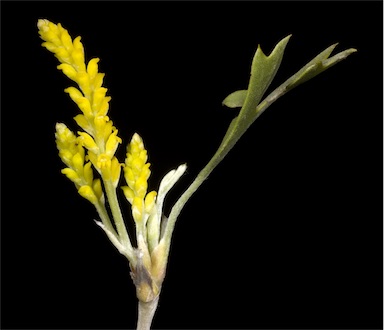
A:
222;90;248;108
219;35;292;153
165;37;356;254
256;45;357;116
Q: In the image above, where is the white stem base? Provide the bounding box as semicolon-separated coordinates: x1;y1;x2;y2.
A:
137;296;159;330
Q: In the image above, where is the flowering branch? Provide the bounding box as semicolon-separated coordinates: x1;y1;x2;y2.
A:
38;19;356;330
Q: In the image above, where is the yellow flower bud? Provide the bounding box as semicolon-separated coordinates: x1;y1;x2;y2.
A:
145;191;157;213
98;96;110;117
92;179;103;201
60;30;73;51
92;87;108;110
76;71;91;96
83;161;94;186
78;132;99;153
124;167;135;188
105;129;122;158
131;157;145;173
87;58;100;79
110;157;122;188
78;185;97;204
73;36;84;52
61;168;81;185
132;197;144;223
122;186;135;204
57;63;77;81
72;152;85;174
64;86;83;100
55;48;70;62
74;114;93;134
134;176;148;199
93;73;105;91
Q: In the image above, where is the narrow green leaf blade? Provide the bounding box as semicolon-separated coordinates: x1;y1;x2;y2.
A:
256;46;357;116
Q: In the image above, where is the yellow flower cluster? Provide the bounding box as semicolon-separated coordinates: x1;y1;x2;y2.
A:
37;19;122;189
122;133;157;223
55;123;103;204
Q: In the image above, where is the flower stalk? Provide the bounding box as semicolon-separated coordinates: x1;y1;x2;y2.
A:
38;18;356;329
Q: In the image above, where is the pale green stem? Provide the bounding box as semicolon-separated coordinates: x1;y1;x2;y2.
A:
163;148;225;252
94;200;118;238
103;178;135;261
137;296;159;330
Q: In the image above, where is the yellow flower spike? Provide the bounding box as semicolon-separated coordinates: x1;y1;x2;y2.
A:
78;185;98;204
38;19;84;69
40;19;135;267
55;123;79;167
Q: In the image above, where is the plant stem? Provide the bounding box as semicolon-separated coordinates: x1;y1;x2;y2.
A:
137;296;159;330
103;178;135;261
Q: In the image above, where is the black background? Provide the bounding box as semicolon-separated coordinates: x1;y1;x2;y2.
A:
1;1;383;329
